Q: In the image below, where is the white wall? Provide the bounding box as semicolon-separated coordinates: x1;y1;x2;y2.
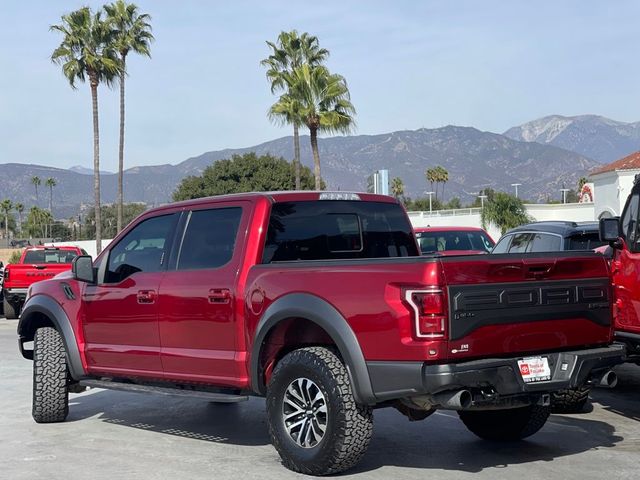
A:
592;169;638;218
408;202;596;241
45;239;113;259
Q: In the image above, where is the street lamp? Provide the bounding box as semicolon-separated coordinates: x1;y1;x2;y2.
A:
425;191;435;214
478;194;488;209
560;188;570;204
511;183;522;198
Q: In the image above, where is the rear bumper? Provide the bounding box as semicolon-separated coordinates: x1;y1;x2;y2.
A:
3;288;27;304
367;344;626;402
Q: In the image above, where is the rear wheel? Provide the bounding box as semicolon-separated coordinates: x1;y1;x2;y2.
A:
3;297;17;319
551;387;590;414
32;327;69;423
459;405;550;441
266;346;373;475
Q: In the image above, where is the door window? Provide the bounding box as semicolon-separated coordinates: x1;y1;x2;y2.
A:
176;207;243;270
491;235;511;253
621;193;640;252
105;214;177;283
528;233;562;252
507;233;533;253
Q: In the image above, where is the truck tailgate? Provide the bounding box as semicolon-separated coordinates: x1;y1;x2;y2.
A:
440;252;612;360
5;263;71;288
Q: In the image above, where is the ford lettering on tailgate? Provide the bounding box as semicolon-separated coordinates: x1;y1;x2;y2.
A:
448;278;611;341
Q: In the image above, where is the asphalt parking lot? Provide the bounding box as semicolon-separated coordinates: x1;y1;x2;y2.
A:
1;318;639;480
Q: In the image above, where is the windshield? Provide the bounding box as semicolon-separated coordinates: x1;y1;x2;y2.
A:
567;233;607;251
416;230;495;254
23;249;79;264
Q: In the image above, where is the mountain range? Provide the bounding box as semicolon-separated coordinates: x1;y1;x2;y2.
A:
1;114;638;218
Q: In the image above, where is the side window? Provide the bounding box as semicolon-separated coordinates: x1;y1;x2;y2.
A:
529;233;562;252
105;214;177;283
176;207;242;270
491;235;511;254
507;233;533;253
621;193;640;252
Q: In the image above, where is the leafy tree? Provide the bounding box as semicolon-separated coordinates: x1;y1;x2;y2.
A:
390;177;404;199
481;192;531;234
8;250;22;264
0;199;13;239
404;196;443;212
173;152;318;201
445;197;461;209
104;0;153;233
31;176;41;205
51;7;122;255
578;176;588;191
277;64;355;190
83;202;147;239
45;178;57;213
261;30;328;189
436;166;449;201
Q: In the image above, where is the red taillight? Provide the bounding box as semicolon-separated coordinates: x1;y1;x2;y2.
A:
404;289;447;338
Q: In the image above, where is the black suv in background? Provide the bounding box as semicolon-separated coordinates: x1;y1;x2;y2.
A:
492;221;607;253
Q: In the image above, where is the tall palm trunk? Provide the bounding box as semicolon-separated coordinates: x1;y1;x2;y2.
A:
90;77;102;255
117;55;126;233
310;126;322;190
293;124;301;190
4;214;7;240
35;186;39;205
48;187;53;213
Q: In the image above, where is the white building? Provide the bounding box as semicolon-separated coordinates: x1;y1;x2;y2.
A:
591;151;640;219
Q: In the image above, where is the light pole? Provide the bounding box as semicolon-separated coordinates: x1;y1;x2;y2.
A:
425;191;435;214
478;194;488;209
511;183;522;198
560;188;570;204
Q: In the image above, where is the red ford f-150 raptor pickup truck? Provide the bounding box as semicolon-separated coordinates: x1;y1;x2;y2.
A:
3;245;84;319
18;191;624;475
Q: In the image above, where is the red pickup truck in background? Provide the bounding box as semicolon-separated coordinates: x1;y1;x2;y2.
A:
2;246;85;319
17;192;624;475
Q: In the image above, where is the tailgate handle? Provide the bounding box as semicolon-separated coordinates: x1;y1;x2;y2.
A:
525;265;553;279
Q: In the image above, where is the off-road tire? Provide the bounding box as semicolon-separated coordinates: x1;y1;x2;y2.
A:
551;387;590;414
459;405;550;441
3;297;17;319
32;327;69;423
266;346;373;475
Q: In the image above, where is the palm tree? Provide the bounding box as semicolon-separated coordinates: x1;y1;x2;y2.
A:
425;167;439;199
391;177;404;198
481;192;531;234
45;178;57;213
279;64;355;190
104;0;153;233
51;7;122;254
0;199;12;240
436;166;449;202
31;176;41;205
261;30;329;189
15;203;24;235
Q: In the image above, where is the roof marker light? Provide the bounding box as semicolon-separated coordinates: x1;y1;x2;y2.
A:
319;193;361;201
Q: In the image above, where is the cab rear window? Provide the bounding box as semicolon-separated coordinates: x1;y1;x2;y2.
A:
263;201;418;262
23;249;79;264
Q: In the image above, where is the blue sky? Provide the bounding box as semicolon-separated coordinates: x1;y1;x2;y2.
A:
1;1;639;171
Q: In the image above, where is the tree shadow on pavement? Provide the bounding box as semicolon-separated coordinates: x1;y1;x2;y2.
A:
67;388;624;474
68;389;271;447
590;363;640;422
350;409;623;474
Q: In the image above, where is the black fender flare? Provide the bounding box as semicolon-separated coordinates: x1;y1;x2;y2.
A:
250;293;376;405
18;295;87;380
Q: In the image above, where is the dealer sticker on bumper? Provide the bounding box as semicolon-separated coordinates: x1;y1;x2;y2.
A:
518;356;551;383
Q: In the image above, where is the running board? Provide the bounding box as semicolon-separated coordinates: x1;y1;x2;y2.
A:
79;379;249;403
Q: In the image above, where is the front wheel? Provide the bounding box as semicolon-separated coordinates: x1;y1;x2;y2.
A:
266;346;373;475
32;327;69;423
459;404;550;441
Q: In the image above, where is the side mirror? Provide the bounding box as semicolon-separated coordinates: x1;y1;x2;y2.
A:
72;256;96;284
599;217;621;243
